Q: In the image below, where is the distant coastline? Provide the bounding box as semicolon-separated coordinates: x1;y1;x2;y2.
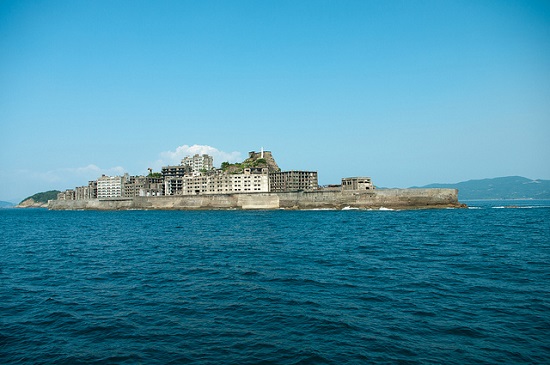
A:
417;176;550;200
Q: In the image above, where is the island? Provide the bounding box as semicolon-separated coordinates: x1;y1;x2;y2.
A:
49;149;463;210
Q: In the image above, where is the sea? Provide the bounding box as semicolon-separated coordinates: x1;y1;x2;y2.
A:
1;200;549;364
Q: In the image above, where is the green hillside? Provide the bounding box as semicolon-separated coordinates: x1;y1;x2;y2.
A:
20;190;61;205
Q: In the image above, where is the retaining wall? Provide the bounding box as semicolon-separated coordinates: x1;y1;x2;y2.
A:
48;189;459;210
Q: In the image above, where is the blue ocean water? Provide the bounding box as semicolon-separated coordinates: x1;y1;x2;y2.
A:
1;202;549;364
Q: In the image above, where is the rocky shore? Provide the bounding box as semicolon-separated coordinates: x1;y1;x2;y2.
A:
17;198;49;208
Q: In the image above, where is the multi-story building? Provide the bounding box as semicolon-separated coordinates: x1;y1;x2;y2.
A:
269;171;318;192
161;165;192;178
97;175;123;198
88;180;98;198
74;181;98;200
57;189;75;200
181;154;214;176
58;180;96;201
141;176;164;197
123;176;164;197
75;186;90;200
165;167;269;195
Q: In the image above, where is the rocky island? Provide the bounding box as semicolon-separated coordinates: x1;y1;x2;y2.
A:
49;149;462;210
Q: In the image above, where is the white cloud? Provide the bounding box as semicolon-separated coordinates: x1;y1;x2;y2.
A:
14;165;126;184
1;145;242;201
71;164;126;178
158;144;242;167
0;165;128;202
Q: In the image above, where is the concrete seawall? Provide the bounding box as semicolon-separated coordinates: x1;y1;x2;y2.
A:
48;189;461;210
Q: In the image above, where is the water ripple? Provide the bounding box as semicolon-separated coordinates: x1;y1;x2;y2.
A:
1;207;549;364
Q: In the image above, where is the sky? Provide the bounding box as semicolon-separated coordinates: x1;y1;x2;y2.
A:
1;0;549;202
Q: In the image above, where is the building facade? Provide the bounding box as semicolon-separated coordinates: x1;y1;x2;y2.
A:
269;171;318;192
165;168;269;195
123;176;164;197
181;154;214;176
59;181;96;201
75;186;91;200
161;165;192;178
57;189;75;200
97;175;123;198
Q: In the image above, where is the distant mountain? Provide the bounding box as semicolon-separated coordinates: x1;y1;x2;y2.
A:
419;176;550;200
0;201;15;208
17;190;60;208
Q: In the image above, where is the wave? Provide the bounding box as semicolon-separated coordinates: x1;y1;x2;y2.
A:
468;205;550;210
492;205;550;209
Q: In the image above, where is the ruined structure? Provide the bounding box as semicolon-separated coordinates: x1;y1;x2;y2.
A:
50;148;462;210
269;171;318;192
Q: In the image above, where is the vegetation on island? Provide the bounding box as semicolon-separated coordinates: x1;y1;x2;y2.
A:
17;190;61;207
19;190;61;205
221;156;278;174
147;172;163;178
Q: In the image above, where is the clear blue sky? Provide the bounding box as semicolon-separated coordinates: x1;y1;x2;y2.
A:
1;0;549;202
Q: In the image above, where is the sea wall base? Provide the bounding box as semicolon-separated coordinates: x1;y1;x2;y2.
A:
48;189;461;210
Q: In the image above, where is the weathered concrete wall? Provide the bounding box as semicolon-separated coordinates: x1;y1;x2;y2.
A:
48;198;135;210
366;188;459;208
276;188;458;209
48;188;460;211
133;195;238;210
237;194;280;209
